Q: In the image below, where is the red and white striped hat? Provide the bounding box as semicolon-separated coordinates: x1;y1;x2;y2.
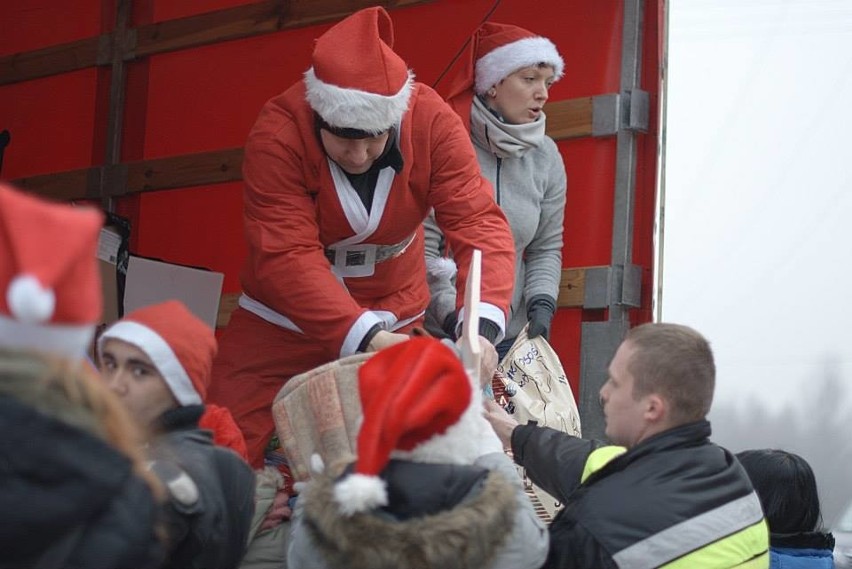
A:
98;300;216;406
0;183;103;359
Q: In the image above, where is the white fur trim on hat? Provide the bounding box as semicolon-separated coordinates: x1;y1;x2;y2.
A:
7;274;56;325
475;36;565;95
99;320;202;406
304;67;415;133
333;473;388;516
0;314;94;359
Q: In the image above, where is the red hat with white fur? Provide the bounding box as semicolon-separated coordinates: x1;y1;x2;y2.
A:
304;6;414;134
0;183;103;359
98;300;216;406
445;22;564;125
472;22;564;96
332;337;503;516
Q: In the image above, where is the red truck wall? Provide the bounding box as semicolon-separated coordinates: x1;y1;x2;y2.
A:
0;0;662;395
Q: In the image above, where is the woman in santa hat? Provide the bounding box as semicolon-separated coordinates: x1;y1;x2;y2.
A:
425;22;567;358
207;6;515;471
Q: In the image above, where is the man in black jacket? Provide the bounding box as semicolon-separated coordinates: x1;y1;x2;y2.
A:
485;322;770;569
99;300;256;569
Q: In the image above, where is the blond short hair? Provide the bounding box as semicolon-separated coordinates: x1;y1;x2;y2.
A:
625;323;715;424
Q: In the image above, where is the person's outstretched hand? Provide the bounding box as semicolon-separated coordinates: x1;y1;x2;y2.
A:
259;487;292;531
483;399;519;449
367;330;409;352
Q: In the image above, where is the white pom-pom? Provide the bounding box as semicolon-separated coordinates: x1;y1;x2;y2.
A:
310;453;325;474
333;473;387;516
426;257;457;281
7;275;56;324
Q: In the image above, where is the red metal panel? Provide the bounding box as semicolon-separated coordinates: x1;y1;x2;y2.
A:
136;183;246;292
0;70;99;179
0;0;661;394
0;1;102;56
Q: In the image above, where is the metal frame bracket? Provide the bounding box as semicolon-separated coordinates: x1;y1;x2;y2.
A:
591;89;650;136
583;264;643;309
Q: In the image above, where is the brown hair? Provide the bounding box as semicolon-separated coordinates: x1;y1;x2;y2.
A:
625;323;715;424
0;349;164;499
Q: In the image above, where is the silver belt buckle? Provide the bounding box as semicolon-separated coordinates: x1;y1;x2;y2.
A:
332;243;377;278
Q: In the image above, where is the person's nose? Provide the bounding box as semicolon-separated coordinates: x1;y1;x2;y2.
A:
104;369;128;396
347;140;370;165
536;83;549;103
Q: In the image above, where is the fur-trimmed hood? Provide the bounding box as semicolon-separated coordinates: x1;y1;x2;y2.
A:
299;461;516;569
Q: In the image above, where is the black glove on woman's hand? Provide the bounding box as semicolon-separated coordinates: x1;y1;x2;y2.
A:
527;295;557;340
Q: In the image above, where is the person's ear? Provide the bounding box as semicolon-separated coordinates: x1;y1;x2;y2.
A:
487;88;497;98
643;394;666;423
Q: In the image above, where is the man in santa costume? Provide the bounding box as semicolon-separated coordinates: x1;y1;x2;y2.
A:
208;6;515;469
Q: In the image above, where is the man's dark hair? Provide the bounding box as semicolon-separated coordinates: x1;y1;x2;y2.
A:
736;449;823;533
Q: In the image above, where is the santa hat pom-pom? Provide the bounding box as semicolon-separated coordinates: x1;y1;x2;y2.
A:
7;275;56;324
426;257;457;281
333;473;388;516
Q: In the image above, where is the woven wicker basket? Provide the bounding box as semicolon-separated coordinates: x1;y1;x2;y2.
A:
271;352;373;482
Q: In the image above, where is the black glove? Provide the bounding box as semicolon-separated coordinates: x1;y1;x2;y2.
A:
441;311;459;341
527;295;556;340
442;311;500;344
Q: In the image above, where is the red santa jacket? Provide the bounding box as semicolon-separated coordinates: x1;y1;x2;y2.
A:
239;81;514;358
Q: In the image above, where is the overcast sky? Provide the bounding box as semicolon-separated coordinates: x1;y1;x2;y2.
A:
661;0;852;413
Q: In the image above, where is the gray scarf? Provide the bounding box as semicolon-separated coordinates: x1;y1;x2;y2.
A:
470;96;546;159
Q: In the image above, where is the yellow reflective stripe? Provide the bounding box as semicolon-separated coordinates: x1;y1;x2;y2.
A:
658;520;769;569
613;493;765;569
730;550;771;569
580;446;626;483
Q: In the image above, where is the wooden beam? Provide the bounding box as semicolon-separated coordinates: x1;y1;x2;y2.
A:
11;167;100;202
545;97;595;141
134;0;432;59
557;267;588;309
11;92;597;201
0;1;433;86
0;36;106;86
120;147;244;195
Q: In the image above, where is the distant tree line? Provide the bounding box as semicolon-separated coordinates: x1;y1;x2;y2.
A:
709;355;852;527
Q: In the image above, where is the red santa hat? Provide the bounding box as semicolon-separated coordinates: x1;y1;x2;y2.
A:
473;22;564;95
98;300;216;406
304;6;414;134
0;183;103;359
333;337;503;516
445;22;564;123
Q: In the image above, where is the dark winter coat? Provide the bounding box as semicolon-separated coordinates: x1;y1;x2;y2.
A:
0;395;164;569
287;452;548;569
513;420;771;569
151;406;256;569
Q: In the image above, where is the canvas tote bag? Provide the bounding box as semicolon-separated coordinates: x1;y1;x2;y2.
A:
493;324;582;521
